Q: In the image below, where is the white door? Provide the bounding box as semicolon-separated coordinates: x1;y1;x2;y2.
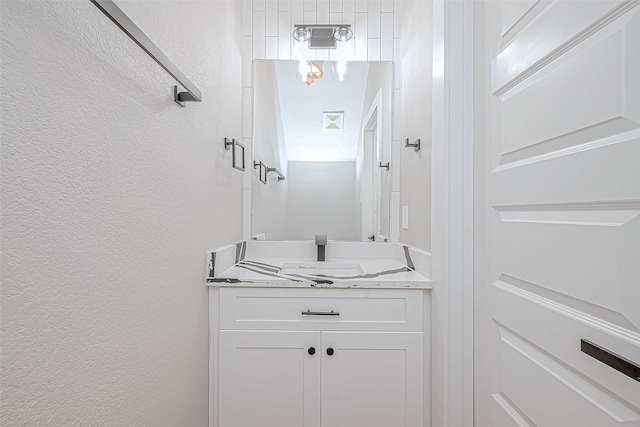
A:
321;331;423;427
476;1;640;426
219;330;321;427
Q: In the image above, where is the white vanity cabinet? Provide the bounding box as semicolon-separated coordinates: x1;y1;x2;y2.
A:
210;287;430;427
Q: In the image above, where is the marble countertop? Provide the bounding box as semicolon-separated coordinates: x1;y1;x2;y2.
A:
206;258;433;289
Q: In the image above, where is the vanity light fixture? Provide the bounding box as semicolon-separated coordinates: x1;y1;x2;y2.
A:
292;24;353;49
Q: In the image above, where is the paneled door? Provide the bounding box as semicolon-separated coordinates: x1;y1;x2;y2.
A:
320;331;423;427
218;330;321;427
476;1;640;426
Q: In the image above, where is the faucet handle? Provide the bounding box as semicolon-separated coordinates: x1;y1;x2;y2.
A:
315;234;327;245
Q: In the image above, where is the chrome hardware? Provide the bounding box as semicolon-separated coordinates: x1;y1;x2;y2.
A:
301;309;340;316
405;138;421;152
90;0;202;107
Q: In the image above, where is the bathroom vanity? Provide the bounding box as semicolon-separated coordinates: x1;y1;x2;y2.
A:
207;241;432;427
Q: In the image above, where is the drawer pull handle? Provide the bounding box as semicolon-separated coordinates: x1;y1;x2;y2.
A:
326;347;335;356
308;347;316;355
301;309;340;316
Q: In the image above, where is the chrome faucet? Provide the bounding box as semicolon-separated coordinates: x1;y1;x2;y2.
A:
315;234;327;262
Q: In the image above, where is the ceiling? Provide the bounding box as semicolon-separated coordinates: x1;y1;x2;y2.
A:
274;60;370;162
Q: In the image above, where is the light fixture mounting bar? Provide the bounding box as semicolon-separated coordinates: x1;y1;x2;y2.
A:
293;24;351;28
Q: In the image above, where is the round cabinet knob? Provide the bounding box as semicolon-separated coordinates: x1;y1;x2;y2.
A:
326;347;335;356
308;347;316;355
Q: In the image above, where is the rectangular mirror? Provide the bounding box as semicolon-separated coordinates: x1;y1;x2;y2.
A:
251;60;393;242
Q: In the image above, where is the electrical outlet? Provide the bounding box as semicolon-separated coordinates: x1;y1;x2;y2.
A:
402;206;409;230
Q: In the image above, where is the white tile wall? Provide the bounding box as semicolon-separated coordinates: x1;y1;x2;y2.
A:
317;0;330;23
266;1;279;35
253;0;266;12
242;0;403;242
279;0;291;11
246;0;397;63
367;0;380;38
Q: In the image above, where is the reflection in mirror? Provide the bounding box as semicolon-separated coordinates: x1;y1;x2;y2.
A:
252;60;393;242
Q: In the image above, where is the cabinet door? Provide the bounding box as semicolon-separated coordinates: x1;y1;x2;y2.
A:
219;330;321;427
321;332;424;427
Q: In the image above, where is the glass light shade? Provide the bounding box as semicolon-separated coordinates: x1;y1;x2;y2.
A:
292;27;311;42
334;27;353;42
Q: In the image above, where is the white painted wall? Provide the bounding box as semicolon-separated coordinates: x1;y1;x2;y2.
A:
399;0;433;251
0;1;243;425
285;161;359;240
252;60;289;239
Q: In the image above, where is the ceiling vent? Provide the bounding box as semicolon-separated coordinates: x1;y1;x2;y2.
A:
323;111;344;130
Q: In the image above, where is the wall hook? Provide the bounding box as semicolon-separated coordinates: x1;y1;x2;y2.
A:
379;162;390;170
405;138;421;152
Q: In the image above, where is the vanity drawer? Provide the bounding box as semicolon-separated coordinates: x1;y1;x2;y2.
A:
219;288;423;331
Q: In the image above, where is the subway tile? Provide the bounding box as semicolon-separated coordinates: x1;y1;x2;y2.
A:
317;0;330;23
253;0;266;11
367;0;380;38
342;0;355;25
393;0;402;38
367;38;380;60
243;138;253;189
330;12;343;24
252;11;266;59
242;87;253;138
330;0;342;13
380;12;393;60
390;191;400;243
391;139;401;192
291;0;304;25
393;39;402;89
304;10;317;24
243;189;252;240
354;12;368;60
304;0;316;11
316;49;330;61
266;0;279;36
355;0;367;12
266;36;278;59
278;11;292;59
279;0;291;11
243;36;253;87
244;1;253;35
381;0;393;12
392;88;401;140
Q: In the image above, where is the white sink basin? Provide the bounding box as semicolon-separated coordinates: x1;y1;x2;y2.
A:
279;262;364;276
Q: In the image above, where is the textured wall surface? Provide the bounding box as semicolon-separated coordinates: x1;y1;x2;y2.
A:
399;0;432;251
1;1;243;425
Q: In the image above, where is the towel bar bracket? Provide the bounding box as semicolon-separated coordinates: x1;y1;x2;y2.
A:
174;86;199;107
